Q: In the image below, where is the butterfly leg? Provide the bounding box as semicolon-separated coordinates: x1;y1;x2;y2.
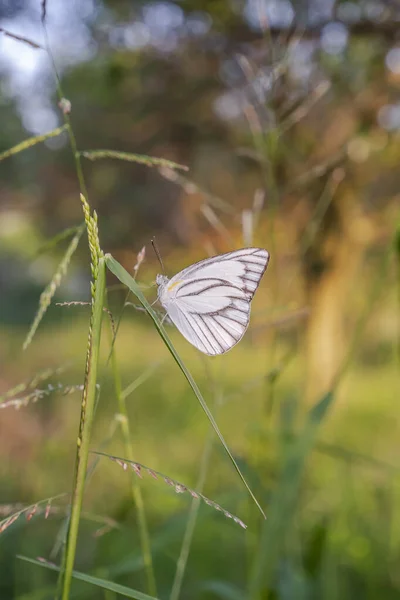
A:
160;312;172;326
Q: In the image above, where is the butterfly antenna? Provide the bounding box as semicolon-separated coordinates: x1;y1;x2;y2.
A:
151;237;165;273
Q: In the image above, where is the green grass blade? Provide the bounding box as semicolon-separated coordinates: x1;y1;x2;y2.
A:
80;150;188;171
34;224;84;257
105;253;266;520
18;556;159;600
121;361;163;401
249;391;334;596
169;429;215;600
0;125;67;161
106;308;158;597
200;581;246;600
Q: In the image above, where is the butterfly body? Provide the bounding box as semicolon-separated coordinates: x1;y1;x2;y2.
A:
156;248;269;356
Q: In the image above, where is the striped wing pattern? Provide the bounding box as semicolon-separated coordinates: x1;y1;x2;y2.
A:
157;248;269;355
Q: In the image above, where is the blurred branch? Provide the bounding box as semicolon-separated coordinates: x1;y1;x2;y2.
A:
0;27;43;49
159;166;236;215
287;150;347;190
229;18;400;44
280;81;331;134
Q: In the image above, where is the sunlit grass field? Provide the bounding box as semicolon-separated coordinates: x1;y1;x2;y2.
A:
1;292;399;598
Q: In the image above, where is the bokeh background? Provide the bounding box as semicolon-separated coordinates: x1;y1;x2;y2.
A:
1;0;400;598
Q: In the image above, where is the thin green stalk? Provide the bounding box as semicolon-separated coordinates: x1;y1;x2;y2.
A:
395;219;400;367
169;436;214;600
103;246;157;595
243;95;280;417
61;256;106;600
108;327;158;597
263;150;279;418
42;24;88;200
41;20;98;588
169;371;221;600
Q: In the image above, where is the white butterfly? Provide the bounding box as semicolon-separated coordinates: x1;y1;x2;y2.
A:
156;247;269;355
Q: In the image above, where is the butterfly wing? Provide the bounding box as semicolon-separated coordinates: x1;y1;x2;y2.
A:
164;286;251;355
161;248;269;355
168;247;269;301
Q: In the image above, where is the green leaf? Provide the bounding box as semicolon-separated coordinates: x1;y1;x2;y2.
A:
105;253;266;519
17;556;159;600
34;224;84;257
200;580;247;600
249;391;335;594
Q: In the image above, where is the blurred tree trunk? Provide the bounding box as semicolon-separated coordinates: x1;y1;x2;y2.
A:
303;176;367;402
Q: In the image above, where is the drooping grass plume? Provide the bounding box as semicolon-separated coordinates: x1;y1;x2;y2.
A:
0;494;67;535
80;150;188;171
93;452;247;529
0;382;88;410
0;497;119;540
23;224;85;350
0;125;67;161
0;364;70;404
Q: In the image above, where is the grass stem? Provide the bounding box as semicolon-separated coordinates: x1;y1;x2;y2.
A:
61;257;106;600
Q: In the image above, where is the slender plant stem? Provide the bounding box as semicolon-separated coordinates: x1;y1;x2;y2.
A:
243;98;280;417
395;221;400;368
170;361;223;600
108;324;158;597
42;24;88;200
104;248;157;595
61;257;106;600
169;410;215;600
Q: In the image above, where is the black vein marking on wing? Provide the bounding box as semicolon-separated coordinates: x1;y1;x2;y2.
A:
196;315;225;354
176;247;268;279
239;255;269;299
214;316;243;340
165;249;268;354
178;309;212;354
196;302;250;353
174;300;249;355
175;248;269;302
176;278;244;298
212;315;242;343
217;310;248;328
230;301;249;315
